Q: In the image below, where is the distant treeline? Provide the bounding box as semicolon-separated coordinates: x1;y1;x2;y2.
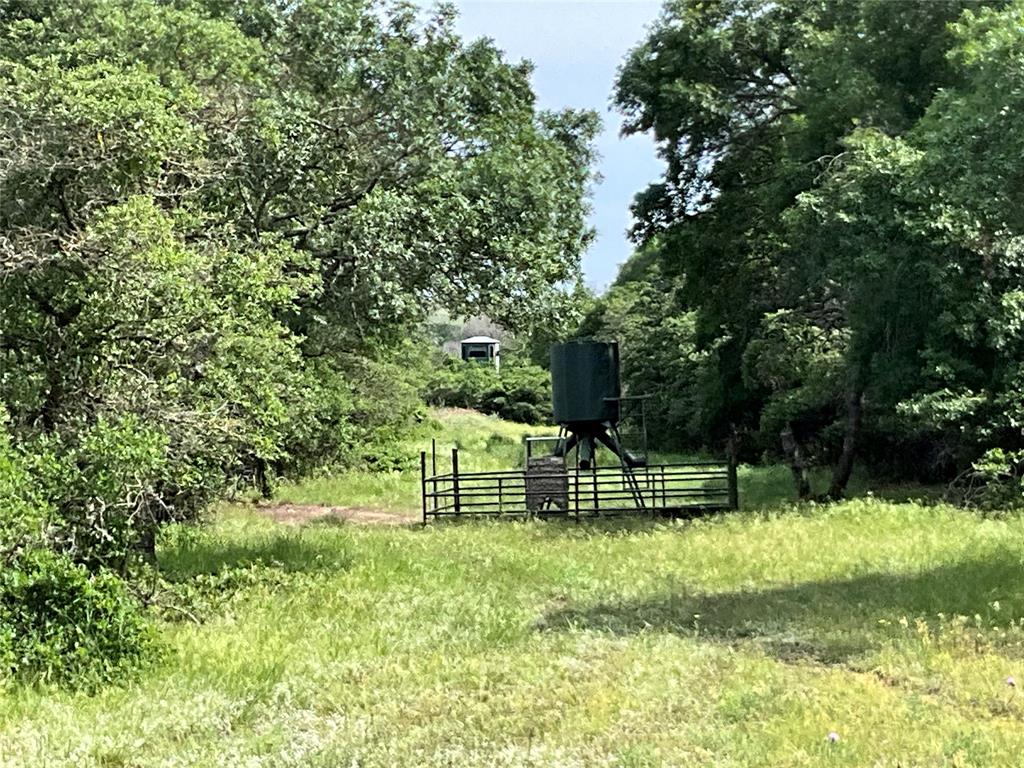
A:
583;0;1024;503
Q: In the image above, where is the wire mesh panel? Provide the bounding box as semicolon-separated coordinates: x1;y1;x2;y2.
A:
525;456;569;513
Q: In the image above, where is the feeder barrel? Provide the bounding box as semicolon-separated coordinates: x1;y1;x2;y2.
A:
550;341;621;425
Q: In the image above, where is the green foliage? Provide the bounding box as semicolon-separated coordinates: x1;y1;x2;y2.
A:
424;359;501;410
31;416;170;569
479;364;552;426
1;408;156;686
424;357;551;425
612;0;1024;496
949;448;1024;512
581;249;709;450
0;0;598;683
2;195;314;549
0;0;597;476
0;548;157;687
0;409;47;555
332;349;431;472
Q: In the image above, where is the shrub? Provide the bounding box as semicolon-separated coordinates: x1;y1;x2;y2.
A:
0;410;47;559
337;349;430;471
0;548;158;687
478;364;552;425
273;347;430;479
948;448;1024;512
0;412;157;687
424;356;551;425
25;416;172;570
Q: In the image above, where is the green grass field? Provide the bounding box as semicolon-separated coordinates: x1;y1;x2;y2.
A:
271;408;558;511
2;410;1023;767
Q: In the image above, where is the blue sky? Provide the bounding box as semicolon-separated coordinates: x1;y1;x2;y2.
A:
449;1;665;291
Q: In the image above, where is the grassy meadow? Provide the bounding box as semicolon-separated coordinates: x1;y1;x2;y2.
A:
2;410;1023;766
270;408;558;511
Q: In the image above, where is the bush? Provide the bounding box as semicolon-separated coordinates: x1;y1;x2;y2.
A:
424;357;551;425
0;412;157;687
24;416;172;570
337;349;430;471
0;548;158;687
947;448;1024;512
0;411;47;558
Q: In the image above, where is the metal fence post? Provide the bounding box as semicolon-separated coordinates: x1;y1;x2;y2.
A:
452;447;461;514
420;451;428;525
728;457;739;510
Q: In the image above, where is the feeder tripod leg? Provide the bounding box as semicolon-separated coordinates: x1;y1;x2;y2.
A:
553;432;579;459
602;426;646;511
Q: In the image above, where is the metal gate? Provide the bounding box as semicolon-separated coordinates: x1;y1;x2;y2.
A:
420;446;738;523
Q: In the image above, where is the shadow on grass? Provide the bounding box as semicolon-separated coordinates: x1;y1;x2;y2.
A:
527;513;727;538
538;553;1024;665
422;513;717;537
157;528;353;581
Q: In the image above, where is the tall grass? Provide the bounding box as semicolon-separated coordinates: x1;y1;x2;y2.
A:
272;408;557;509
4;501;1024;766
1;410;1017;766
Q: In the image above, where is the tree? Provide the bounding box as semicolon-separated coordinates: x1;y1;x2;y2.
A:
579;242;708;451
0;0;599;563
614;0;1003;497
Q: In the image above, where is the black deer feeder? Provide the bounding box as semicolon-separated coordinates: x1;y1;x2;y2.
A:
420;340;738;522
549;340;645;470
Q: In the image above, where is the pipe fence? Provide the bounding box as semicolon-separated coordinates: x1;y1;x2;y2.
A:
420;447;738;522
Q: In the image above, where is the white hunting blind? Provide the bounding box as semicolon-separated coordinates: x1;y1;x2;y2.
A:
459;335;500;373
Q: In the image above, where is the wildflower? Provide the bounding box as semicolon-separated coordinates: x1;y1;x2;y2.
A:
1007;676;1016;688
827;731;840;744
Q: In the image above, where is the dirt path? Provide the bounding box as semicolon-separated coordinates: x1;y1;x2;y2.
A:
255;503;418;526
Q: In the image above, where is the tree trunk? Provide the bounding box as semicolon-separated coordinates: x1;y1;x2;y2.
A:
255;457;274;499
826;386;864;500
136;523;158;567
780;423;812;500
